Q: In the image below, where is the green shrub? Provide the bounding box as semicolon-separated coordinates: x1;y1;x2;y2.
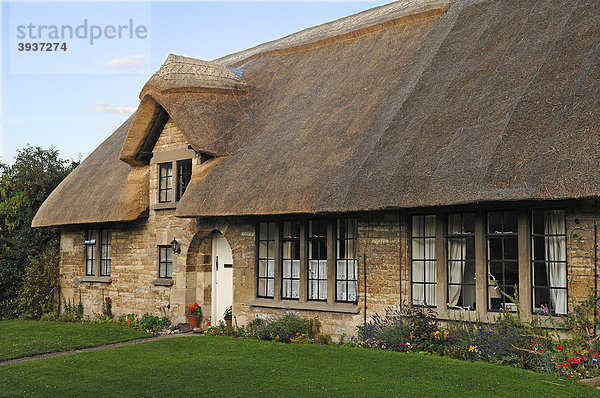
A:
563;291;600;349
60;298;83;322
117;313;170;333
256;313;313;343
0;298;20;320
92;314;114;324
316;333;333;345
40;312;58;321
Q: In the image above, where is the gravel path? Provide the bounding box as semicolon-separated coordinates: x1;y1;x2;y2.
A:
0;333;194;366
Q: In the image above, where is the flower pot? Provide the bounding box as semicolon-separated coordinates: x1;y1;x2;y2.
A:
187;315;200;328
224;316;232;327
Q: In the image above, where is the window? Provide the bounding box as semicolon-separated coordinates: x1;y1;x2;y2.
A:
100;229;112;277
486;211;518;311
255;218;359;305
85;230;97;276
308;219;328;301
532;209;567;314
159;159;192;203
411;215;437;306
336;218;358;303
447;213;475;309
159;162;173;203
84;229;111;277
281;221;300;299
159;246;172;278
257;222;276;298
176;159;192;200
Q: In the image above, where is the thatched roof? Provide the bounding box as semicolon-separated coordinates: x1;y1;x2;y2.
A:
32;115;148;227
34;0;600;226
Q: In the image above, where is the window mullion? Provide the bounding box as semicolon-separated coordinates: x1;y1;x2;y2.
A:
518;209;532;318
474;209;486;318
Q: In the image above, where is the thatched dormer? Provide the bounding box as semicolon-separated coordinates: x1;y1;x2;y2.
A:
120;54;249;167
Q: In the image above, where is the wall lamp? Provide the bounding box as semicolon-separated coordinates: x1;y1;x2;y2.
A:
170;238;181;254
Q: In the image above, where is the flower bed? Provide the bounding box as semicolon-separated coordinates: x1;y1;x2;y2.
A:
357;295;600;382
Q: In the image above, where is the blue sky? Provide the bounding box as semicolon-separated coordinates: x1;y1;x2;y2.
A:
1;0;390;164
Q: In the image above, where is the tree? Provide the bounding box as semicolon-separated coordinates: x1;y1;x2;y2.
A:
0;146;78;303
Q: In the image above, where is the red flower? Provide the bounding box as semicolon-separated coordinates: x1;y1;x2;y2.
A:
207;322;211;326
540;349;544;352
230;305;232;309
193;303;199;307
578;349;582;354
189;306;194;312
557;345;563;350
595;352;599;357
589;348;593;352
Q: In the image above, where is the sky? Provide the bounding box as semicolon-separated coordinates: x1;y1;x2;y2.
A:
0;0;391;164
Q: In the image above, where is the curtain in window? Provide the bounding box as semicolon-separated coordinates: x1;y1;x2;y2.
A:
447;215;464;307
546;210;567;314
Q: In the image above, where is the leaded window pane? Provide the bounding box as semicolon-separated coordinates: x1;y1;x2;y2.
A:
411;215;436;306
486;210;518;312
257;222;276;298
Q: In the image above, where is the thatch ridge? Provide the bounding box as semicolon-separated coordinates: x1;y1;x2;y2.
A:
215;0;449;67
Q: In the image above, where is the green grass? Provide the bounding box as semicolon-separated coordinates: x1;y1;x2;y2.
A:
1;336;598;397
0;320;149;361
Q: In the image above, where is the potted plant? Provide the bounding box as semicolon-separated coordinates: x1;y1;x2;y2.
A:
224;305;232;327
186;303;202;328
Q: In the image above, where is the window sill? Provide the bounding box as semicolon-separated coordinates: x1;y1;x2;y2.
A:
77;276;112;283
250;298;359;314
152;278;174;286
154;202;178;211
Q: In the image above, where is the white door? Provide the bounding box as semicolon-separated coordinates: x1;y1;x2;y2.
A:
212;233;233;324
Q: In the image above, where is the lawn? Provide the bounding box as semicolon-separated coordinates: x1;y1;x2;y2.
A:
0;320;149;361
1;336;598;397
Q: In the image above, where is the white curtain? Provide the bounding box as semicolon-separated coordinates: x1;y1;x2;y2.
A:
447;215;464;307
546;210;567;314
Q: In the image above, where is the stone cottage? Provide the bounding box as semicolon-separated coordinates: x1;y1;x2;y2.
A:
33;0;600;337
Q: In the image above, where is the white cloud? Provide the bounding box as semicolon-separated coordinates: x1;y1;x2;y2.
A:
88;102;136;114
106;55;149;68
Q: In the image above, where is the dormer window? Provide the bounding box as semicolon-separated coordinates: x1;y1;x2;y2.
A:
159;159;192;203
159;163;173;203
176;159;192;200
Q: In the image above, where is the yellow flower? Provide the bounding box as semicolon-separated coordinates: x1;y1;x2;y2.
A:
433;331;441;340
444;331;449;338
469;345;477;352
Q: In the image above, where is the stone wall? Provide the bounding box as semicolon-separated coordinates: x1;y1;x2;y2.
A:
56;116;599;335
567;201;598;307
